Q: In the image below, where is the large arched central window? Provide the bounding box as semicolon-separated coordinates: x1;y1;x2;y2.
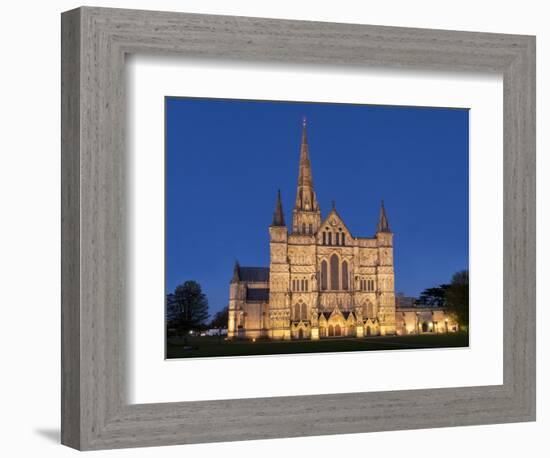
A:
321;260;328;290
330;254;339;290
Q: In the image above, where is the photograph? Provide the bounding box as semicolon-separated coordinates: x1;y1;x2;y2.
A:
164;97;470;358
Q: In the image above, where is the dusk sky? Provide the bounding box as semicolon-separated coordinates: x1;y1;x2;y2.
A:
165;97;469;316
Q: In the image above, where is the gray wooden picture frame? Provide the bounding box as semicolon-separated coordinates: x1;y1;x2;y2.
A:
61;6;536;451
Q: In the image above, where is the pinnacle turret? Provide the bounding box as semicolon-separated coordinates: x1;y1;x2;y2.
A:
231;260;240;283
271;190;286;226
376;200;391;233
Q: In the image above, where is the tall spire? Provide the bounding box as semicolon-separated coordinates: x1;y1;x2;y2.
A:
271;189;286;226
294;117;319;212
292;117;321;234
377;200;391;233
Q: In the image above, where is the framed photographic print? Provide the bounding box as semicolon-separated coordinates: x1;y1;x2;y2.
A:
164;98;469;359
61;6;535;450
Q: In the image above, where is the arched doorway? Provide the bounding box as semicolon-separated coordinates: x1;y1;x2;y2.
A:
422;322;430;333
328;325;334;337
366;326;371;336
298;328;304;339
335;324;341;336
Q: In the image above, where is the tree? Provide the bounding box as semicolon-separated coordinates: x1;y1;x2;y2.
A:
445;270;469;330
210;306;229;329
415;285;449;307
208;306;229;343
166;281;209;340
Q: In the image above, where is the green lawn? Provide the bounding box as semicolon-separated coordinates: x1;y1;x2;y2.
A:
166;332;469;359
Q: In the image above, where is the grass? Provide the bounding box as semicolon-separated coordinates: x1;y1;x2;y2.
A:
166;332;469;359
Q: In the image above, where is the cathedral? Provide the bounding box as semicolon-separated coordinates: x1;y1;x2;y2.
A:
227;120;456;340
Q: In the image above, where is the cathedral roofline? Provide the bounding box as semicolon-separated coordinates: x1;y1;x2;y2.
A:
234;266;270;283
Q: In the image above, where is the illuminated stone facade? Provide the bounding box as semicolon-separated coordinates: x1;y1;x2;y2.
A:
227;120;457;340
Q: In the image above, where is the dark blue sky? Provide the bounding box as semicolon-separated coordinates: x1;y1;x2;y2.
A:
165;97;469;315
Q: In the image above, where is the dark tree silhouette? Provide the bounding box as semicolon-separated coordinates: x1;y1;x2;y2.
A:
445;270;469;329
415;270;469;331
415;285;449;307
166;281;209;340
210;306;229;329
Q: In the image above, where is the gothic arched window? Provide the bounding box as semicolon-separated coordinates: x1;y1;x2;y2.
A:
309;223;313;234
330;254;339;290
302;223;306;234
301;303;307;321
305;280;308;291
335;233;339;246
328;232;332;246
321;260;328;291
294;303;300;320
341;233;345;246
322;232;326;245
301;279;305;291
342;261;349;290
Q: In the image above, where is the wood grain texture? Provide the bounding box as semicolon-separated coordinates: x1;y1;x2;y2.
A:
60;7;81;449
61;6;536;450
